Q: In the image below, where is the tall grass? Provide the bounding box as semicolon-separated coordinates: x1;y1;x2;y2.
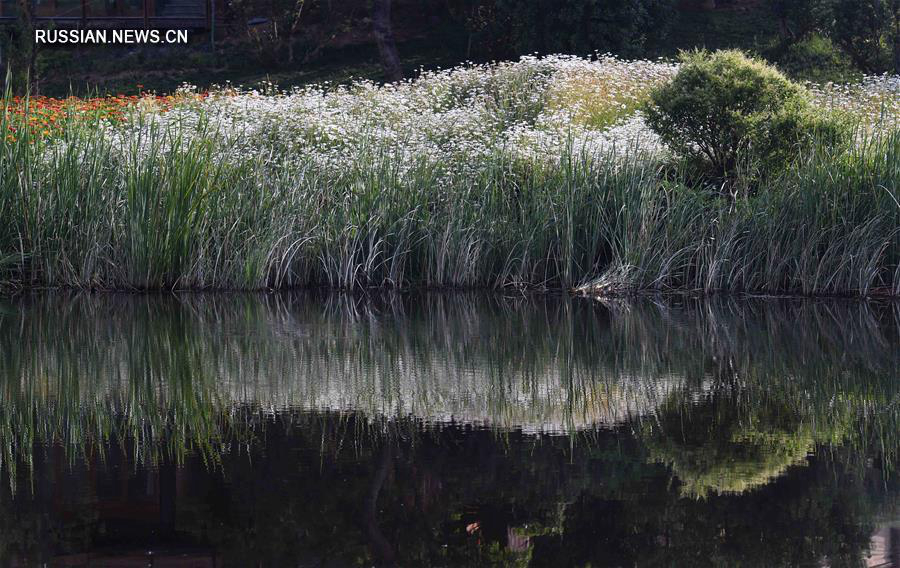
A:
584;129;900;296
1;85;898;294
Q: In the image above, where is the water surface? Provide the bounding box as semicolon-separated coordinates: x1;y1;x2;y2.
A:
0;293;898;566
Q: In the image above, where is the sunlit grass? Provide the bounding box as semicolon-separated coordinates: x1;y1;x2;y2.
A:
546;60;668;129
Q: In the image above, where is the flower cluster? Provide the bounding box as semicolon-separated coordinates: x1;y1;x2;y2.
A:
24;55;900;177
3;90;207;142
90;55;681;180
808;74;900;130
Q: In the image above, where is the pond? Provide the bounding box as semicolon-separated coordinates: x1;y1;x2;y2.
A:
0;293;898;566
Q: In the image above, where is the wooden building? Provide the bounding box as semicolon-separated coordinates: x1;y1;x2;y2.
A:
0;0;225;29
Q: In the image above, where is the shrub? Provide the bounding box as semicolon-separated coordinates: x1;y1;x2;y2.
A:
644;50;847;181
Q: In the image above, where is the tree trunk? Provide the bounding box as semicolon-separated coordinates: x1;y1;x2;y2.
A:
18;0;38;93
894;33;900;75
372;0;402;82
893;8;900;74
286;0;307;64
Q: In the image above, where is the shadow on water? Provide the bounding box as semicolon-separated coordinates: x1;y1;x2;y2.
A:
0;292;898;566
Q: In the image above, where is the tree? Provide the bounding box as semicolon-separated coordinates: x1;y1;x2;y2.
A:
825;0;899;73
766;0;824;45
231;0;357;67
233;0;310;65
372;0;403;82
12;0;39;94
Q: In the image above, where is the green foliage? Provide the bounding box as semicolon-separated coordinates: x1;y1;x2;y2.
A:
826;0;900;73
1;24;37;94
645;50;848;180
766;0;827;44
774;34;858;83
721;0;900;76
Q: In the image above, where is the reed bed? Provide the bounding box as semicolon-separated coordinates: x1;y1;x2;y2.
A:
1;55;898;294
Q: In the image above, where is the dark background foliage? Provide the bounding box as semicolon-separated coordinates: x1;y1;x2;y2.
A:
2;0;898;97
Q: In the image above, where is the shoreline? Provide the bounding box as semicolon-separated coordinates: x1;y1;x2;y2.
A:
2;284;898;300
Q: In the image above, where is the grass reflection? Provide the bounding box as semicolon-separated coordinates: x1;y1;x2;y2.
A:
0;293;897;497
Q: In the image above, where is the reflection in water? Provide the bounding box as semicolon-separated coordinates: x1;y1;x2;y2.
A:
0;293;898;566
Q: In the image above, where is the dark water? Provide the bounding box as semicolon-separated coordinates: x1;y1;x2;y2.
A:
0;293;898;567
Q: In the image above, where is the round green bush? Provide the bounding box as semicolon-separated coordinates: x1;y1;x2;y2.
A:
645;50;847;180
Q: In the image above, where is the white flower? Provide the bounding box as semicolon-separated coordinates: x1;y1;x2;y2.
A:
41;54;899;178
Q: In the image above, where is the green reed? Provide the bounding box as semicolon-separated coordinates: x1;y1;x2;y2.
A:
0;93;898;294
